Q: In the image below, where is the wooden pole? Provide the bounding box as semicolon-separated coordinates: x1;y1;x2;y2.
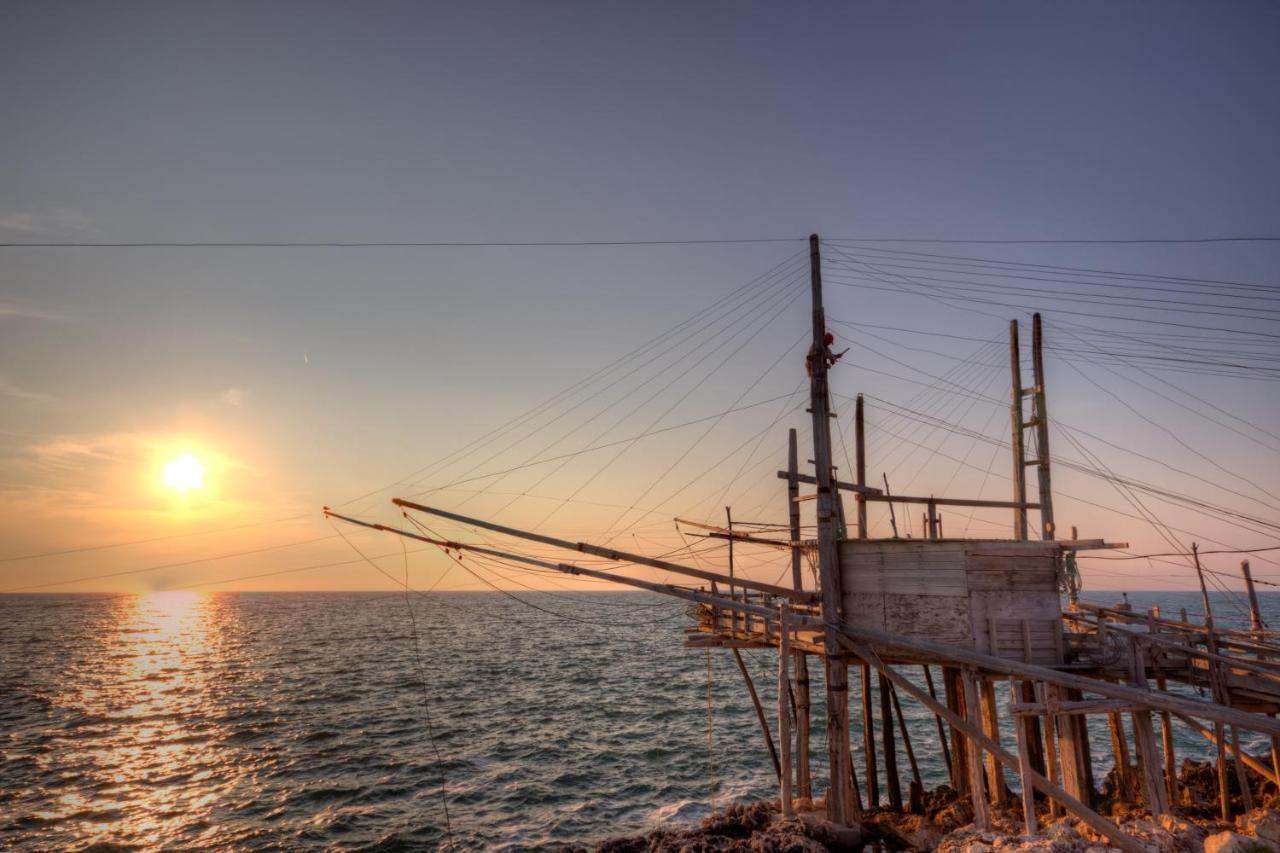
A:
923;665;953;777
1127;639;1169;816
1107;708;1134;800
779;608;794;817
1010;679;1038;835
787;428;812;800
726;506;738;636
962;668;992;830
806;233;856;824
1193;542;1232;820
732;649;781;781
945;666;970;793
1243;560;1265;635
856;394;868;539
862;663;880;806
1036;682;1064;817
794;653;812;800
391;499;812;602
1030;312;1055;540
1157;675;1179;805
884;474;899;538
788;429;803;591
889;681;924;812
881;671;903;809
980;679;1009;806
1009;319;1028;540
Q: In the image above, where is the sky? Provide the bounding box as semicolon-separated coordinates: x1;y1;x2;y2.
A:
1;1;1278;596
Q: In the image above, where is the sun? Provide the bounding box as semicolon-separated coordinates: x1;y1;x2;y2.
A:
163;453;206;493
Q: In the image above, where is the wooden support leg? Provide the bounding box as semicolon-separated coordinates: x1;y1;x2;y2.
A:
1036;683;1064;818
1020;680;1046;779
1214;721;1231;820
795;651;812;800
1065;687;1096;807
848;642;1147;853
825;656;860;823
880;672;903;810
778;612;794;818
944;666;970;794
980;678;1008;807
861;663;879;807
1131;710;1169;816
1231;725;1255;813
889;681;924;813
1108;711;1134;800
924;665;953;779
732;649;781;781
962;668;992;830
1053;684;1090;805
1010;679;1038;835
1157;676;1178;805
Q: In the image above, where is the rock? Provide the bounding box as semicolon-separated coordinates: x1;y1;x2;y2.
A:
1205;830;1278;853
1238;811;1280;847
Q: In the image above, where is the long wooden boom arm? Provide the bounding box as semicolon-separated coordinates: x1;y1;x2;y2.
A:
391;498;816;603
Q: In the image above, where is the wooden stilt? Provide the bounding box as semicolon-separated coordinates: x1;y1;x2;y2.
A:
1010;679;1038;835
923;666;953;777
733;649;781;781
1053;684;1090;804
853;644;1147;853
1175;713;1280;788
962;668;992;830
881;671;903;810
889;681;924;813
1194;542;1233;820
1107;709;1134;800
980;678;1008;806
945;666;970;794
778;609;794;818
1036;682;1063;817
794;653;812;800
786;429;813;802
1157;676;1178;805
1020;679;1046;779
862;663;879;806
1231;724;1255;812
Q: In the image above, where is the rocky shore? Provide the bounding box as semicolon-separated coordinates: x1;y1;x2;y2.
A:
585;761;1280;852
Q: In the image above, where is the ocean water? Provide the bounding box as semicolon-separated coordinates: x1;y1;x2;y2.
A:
0;589;1276;851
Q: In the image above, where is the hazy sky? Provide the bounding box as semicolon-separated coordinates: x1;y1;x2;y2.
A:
2;2;1278;595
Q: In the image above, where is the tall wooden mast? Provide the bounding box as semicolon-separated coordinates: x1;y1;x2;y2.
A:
807;233;857;822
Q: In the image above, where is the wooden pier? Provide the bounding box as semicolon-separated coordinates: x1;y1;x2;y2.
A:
328;234;1280;851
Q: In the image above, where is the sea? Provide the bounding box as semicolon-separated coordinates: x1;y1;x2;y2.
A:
1;589;1276;851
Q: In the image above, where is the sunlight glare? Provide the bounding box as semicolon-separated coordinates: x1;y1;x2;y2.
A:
163;453;205;493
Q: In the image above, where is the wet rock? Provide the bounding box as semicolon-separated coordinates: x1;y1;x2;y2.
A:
1204;831;1278;853
1237;811;1280;847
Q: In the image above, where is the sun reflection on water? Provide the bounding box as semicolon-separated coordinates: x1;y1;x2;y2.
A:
48;590;236;848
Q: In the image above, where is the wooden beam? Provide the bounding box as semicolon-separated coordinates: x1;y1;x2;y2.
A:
733;648;781;782
777;470;882;496
392;499;815;602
